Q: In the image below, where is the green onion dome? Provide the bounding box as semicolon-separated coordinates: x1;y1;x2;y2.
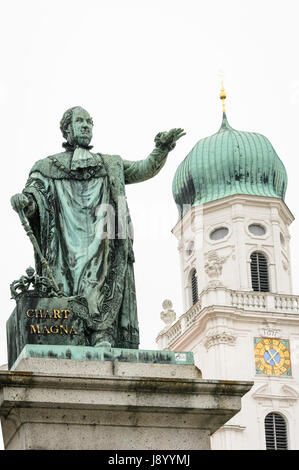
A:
172;113;288;218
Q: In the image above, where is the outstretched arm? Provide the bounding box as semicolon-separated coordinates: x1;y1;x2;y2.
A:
123;128;185;184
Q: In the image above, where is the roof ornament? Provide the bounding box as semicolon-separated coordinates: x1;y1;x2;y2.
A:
160;299;176;329
220;80;227;113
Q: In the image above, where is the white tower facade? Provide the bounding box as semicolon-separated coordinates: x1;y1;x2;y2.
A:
157;101;299;450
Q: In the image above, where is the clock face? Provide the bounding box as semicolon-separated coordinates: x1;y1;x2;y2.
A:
254;337;291;376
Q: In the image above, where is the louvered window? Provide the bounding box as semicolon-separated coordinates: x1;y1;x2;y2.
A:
191;270;199;305
250;252;269;292
265;412;288;450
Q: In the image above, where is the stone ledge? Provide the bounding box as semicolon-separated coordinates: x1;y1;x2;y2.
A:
0;359;253;450
10;344;194;371
0;370;251;401
11;356;201;380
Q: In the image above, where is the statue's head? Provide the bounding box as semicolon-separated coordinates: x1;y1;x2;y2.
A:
60;106;93;149
26;266;35;278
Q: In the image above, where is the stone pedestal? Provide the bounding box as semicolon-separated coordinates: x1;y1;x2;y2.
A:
0;358;252;450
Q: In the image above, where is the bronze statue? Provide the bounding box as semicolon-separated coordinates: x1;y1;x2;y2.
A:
11;107;185;348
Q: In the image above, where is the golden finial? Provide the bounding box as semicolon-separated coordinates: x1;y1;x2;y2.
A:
220;80;226;113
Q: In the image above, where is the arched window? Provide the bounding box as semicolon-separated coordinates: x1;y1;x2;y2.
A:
191;269;199;305
265;412;288;450
250;251;269;292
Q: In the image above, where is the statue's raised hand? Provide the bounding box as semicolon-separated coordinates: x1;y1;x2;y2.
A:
154;128;186;151
11;193;30;213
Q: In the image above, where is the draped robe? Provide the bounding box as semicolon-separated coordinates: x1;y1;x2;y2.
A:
22;147;169;349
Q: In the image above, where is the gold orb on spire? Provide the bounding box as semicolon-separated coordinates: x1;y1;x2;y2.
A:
220;80;226;113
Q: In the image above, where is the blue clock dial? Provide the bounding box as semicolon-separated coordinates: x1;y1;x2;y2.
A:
264;349;280;366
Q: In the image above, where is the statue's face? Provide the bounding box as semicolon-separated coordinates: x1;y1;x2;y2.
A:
70;108;93;147
26;267;35;277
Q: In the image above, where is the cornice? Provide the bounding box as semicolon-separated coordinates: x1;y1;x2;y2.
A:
171;194;294;236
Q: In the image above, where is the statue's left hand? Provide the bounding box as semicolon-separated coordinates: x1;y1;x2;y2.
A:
155;128;186;151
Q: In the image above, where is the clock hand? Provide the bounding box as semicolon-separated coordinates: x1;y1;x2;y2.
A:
265;346;279;366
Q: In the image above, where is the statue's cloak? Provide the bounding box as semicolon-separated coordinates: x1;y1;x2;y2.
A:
22;148;168;348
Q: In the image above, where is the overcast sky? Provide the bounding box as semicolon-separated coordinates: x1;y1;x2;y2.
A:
1;0;299;371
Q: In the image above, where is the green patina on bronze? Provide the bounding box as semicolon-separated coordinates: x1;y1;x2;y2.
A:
172;112;287;217
11;344;194;370
10;107;185;355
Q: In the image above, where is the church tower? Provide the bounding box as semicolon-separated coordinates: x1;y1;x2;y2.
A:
157;86;299;450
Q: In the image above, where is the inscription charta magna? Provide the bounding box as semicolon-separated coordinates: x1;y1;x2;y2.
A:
25;308;78;336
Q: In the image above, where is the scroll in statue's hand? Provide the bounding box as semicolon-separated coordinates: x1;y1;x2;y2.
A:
154;128;186;151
